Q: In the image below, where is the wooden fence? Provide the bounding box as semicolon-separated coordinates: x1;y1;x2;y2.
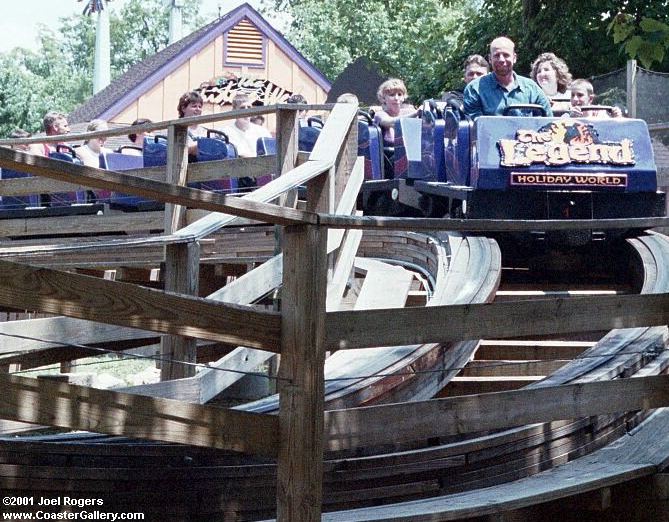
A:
0;103;667;520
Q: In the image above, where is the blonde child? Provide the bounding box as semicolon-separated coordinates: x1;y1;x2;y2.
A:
373;79;419;146
569;79;623;118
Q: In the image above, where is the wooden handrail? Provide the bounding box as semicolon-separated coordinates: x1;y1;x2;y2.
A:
0;258;281;352
318;214;669;231
0;147;317;226
0;103;336;146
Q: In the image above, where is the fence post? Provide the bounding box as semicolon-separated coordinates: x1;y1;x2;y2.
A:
627;59;637;118
277;223;327;522
160;123;199;380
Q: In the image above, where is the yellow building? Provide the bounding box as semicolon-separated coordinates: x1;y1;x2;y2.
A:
70;3;330;126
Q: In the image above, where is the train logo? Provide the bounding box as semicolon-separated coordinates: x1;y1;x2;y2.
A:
498;120;635;168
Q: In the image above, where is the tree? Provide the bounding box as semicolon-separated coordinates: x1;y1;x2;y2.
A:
270;0;479;102
457;1;628;80
0;0;205;136
608;5;669;70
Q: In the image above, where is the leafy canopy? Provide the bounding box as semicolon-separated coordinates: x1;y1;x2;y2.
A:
0;0;204;136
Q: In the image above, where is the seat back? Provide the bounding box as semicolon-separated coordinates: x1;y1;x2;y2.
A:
48;145;90;205
392;117;422;179
357;111;383;180
143;135;168;167
298;117;323;153
256;137;277;157
191;130;238;194
443;108;472;186
107;150;161;210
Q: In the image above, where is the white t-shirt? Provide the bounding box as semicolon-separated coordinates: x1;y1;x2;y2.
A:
221;121;272;158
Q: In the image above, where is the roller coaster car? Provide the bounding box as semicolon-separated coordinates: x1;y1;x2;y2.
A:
384;101;666;242
110;131;239;211
358;110;421;216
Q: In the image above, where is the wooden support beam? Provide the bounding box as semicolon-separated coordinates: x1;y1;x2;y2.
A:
326;157;364;253
0;371;278;456
163;124;190;234
326;293;669;350
475;340;594;361
161;242;200;380
0;155;276;198
0;258;280;351
319;213;669;232
277;224;327;522
160;125;199;380
276;109;300;181
324;374;669;451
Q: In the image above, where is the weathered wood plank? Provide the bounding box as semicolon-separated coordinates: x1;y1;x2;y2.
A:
0;317;154;355
309;103;358;165
324;374;669;451
325;293;669;350
326;157;364;253
172;159;331;239
163;124;190;233
0;213;166;244
277;224;328;522
319;214;669;232
315;408;669;521
0;104;333;147
353;258;413;310
0;371;278;456
160;126;198;380
0;147;315;226
0;259;281;352
326;228;363;312
0;156;275;198
161;242;200;380
208;254;283;305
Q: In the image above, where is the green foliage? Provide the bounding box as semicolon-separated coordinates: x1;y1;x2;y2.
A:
270;0;478;102
271;0;648;101
0;0;204;137
609;13;669;69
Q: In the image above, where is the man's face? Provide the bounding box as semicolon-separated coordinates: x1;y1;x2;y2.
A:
464;64;488;84
52;117;70;135
490;40;516;78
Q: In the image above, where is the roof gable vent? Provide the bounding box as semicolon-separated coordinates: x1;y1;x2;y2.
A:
224;18;265;67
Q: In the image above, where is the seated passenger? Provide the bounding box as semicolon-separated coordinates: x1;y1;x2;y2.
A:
123;118;153;155
76;119;112;168
41;111;71;156
463;37;552;119
250;115;265;126
336;92;359;104
286;93;309;122
222;93;271;158
530;52;573;114
568;79;623;118
177;91;208;157
8;129;43;155
373;78;419;147
442;54;490;107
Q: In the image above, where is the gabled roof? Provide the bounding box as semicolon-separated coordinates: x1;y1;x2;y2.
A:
69;2;330;124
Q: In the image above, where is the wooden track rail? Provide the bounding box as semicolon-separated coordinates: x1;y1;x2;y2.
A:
0;103;667;520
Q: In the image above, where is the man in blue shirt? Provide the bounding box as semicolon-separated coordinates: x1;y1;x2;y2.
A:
464;37;552;119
